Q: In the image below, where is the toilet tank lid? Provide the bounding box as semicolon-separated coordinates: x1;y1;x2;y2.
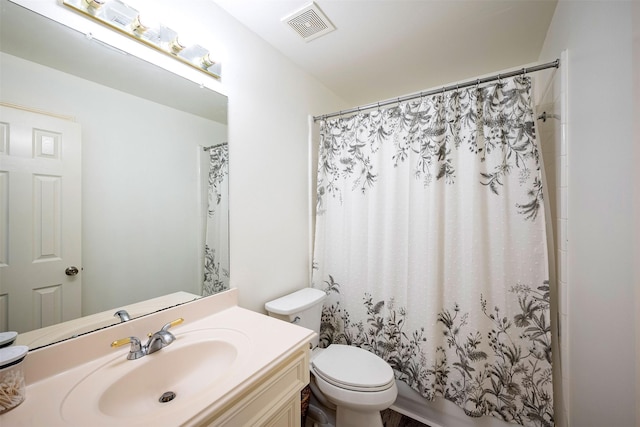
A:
265;288;326;315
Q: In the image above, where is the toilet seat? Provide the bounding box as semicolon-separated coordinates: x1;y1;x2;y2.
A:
311;344;395;392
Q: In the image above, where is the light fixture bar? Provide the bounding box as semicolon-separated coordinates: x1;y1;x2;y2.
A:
62;0;221;80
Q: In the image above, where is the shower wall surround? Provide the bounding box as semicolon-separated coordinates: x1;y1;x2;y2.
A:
537;3;636;427
535;49;569;427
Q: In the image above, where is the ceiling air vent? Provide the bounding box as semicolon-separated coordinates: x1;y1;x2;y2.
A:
282;2;335;42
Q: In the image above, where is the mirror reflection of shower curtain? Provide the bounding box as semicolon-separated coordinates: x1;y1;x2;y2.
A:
203;143;230;296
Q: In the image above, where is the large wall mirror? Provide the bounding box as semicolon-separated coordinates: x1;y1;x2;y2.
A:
0;0;229;350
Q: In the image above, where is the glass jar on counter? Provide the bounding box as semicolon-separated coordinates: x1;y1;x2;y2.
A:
0;345;28;414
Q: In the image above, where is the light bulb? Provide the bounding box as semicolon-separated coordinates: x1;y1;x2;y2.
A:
201;53;216;69
132;13;160;34
168;36;186;54
83;0;105;9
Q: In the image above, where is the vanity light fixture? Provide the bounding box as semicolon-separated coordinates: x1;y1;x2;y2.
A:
62;0;222;80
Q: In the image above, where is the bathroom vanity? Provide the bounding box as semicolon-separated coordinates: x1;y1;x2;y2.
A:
0;289;314;426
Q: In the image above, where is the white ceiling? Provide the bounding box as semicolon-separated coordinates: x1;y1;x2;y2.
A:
214;0;558;106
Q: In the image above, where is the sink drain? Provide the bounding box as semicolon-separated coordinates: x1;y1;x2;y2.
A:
159;391;176;403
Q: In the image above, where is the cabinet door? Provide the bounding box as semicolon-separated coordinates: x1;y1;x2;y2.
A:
264;395;300;427
204;349;308;427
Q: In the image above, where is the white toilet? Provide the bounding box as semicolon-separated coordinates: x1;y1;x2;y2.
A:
265;288;398;427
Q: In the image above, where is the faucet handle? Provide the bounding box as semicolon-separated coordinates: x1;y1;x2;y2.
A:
147;318;184;338
161;318;184;332
111;336;146;360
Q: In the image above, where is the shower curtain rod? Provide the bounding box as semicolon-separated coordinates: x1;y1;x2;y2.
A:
203;142;228;151
313;59;560;122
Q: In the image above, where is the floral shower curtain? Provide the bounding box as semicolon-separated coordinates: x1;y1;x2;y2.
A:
312;76;553;426
203;144;230;296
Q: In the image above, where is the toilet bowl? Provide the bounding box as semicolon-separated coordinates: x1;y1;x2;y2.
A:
265;288;398;427
310;345;397;427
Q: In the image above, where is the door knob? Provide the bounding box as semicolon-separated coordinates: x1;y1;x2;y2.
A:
65;266;80;276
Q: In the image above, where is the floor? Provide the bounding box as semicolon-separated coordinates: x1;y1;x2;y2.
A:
381;409;431;427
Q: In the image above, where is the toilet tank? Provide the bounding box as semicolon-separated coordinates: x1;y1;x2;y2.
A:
265;288;326;348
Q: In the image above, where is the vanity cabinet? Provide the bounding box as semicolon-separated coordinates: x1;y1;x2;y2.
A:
204;344;309;427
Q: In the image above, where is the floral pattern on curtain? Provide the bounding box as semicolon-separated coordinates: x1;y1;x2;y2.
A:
312;76;553;426
203;144;230;296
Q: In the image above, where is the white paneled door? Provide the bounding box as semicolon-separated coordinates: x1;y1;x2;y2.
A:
0;105;81;333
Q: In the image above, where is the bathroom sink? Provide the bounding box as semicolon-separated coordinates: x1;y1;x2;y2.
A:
60;328;251;423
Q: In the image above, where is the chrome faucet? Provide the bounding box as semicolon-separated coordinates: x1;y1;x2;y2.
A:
114;309;131;322
146;319;182;354
111;318;184;360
